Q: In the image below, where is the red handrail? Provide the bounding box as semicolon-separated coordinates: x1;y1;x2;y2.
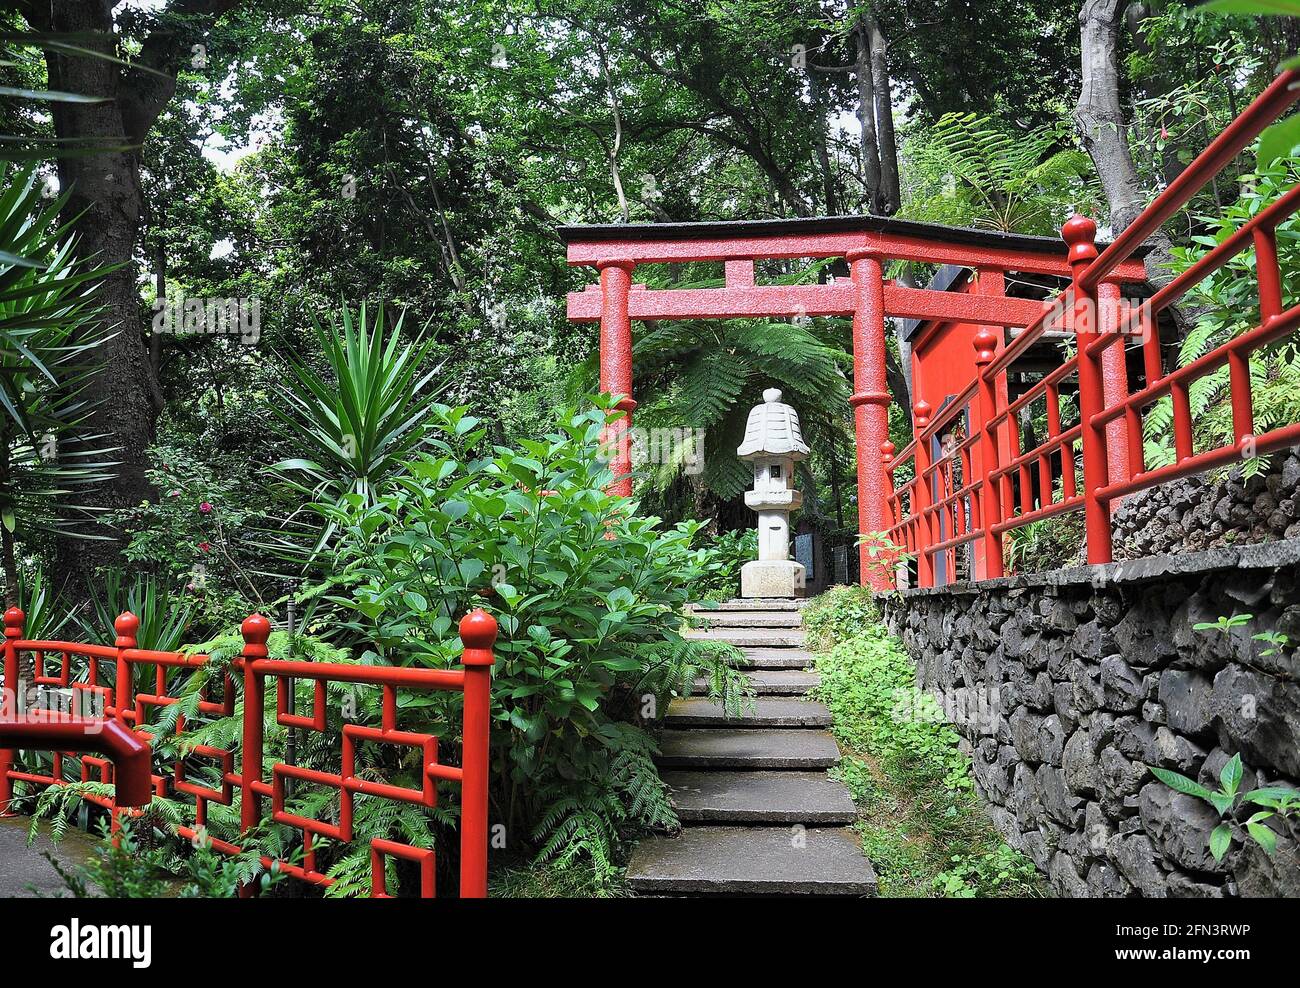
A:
887;69;1300;587
0;712;152;807
0;604;496;898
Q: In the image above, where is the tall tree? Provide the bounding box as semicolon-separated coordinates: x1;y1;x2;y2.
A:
15;0;247;586
1073;0;1177;290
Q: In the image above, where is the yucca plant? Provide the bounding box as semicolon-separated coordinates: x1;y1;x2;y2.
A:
78;569;193;652
267;302;445;554
15;563;74;640
0;163;118;604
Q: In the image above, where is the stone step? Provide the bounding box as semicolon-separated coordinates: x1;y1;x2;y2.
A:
733;648;814;670
664;771;857;825
685;627;807;648
692;611;803;629
656;729;841;770
665;696;831;728
690;599;803;612
627;826;877;896
694;669;819;695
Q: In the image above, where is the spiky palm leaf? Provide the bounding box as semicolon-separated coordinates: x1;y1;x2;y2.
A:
269;303;445;499
0;164;118;560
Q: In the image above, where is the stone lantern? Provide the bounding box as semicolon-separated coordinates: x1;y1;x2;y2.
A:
737;388;810;598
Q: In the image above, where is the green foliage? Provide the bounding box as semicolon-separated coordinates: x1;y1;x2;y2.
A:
79;569;194;652
689;528;757;602
268;301;445;518
488;861;632;898
813;622;1040;897
899;113;1098;235
305;399;749;877
1194;611;1295;660
1004;509;1086;574
1148;754;1300;862
39;816;284;899
107;440;264;618
0;164;117;595
803;584;881;652
1145;163;1300;477
15;562;74;639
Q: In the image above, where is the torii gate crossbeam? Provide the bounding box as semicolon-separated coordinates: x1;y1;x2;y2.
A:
559;214;1147;588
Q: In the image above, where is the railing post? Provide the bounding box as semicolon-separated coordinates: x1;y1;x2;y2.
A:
110;611;141;837
458;608;496;899
239;614;270;836
113;612;138;725
0;606;23;816
912;400;935;587
972;330;1005;579
1064;215;1113;565
1098;282;1132;486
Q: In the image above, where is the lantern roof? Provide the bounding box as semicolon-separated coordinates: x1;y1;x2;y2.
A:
737;389;810;461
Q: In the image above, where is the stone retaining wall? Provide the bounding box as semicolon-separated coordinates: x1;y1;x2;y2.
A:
881;542;1300;897
1113;447;1300;559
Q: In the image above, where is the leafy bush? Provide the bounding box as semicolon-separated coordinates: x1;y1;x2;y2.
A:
803;583;881;651
812;615;1041;897
1004;510;1086;574
690;528;757;602
39;816;283;899
108;440;264;626
306;399;748;878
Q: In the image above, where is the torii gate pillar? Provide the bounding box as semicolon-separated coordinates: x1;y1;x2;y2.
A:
847;250;891;589
598;258;636;496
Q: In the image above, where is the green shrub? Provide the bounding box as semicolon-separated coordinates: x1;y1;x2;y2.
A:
803;584;881;651
813;622;1042;897
690;528;757;602
307;399;748;878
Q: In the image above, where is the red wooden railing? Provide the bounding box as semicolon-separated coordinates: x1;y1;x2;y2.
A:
886;69;1300;587
0;605;496;898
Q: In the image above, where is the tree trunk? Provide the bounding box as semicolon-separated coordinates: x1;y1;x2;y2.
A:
853;17;882;210
24;2;160;589
1074;0;1178;289
867;15;900;214
21;1;239;590
807;67;840;215
1075;0;1145;231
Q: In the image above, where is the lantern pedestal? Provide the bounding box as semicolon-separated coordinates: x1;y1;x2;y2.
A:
741;559;806;598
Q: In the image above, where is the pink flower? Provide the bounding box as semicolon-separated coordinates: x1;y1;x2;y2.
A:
602;530;617;541
198;501;213;514
168;489;181;498
197;541;211;553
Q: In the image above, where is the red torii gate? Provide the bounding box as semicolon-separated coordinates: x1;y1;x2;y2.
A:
559;215;1147;587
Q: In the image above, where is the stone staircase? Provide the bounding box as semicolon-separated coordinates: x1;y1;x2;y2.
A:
626;599;877;895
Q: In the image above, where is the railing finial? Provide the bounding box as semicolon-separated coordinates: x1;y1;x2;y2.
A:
241;614;271;659
1062;213;1098;268
3;607;24;639
114;611;139;648
913;399;931;429
459;608;498;657
973;328;998;365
